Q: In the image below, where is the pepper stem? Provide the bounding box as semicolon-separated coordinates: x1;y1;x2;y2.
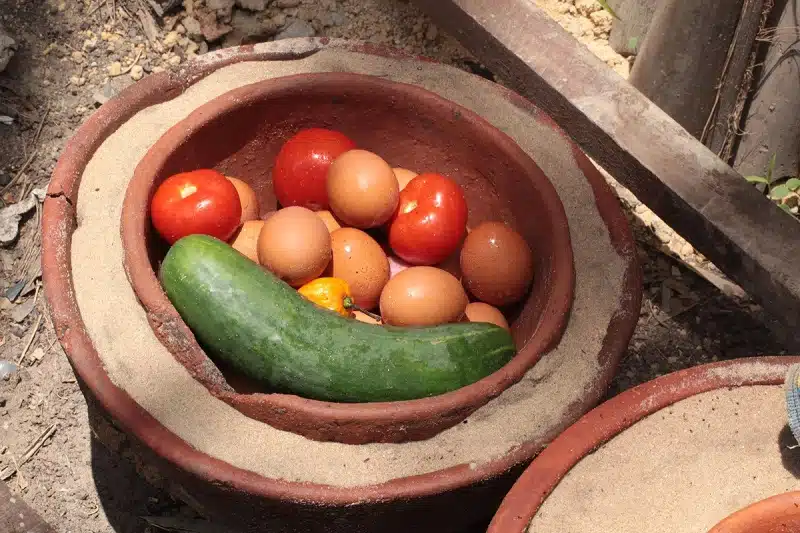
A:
343;297;382;322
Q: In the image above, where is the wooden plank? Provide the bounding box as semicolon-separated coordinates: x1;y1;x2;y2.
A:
412;0;800;335
0;481;54;533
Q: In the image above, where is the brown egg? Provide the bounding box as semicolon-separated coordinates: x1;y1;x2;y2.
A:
229;220;264;263
327;149;399;228
464;302;510;331
392;167;418;191
316;210;342;233
380;266;469;327
226;176;259;223
257;206;332;287
354;310;382;325
329;228;390;310
460;221;534;307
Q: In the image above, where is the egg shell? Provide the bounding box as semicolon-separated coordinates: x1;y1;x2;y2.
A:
327;149;399;228
464;302;510;331
329;227;390;310
316;210;342;233
226;176;260;223
392;167;418;191
229;220;264;264
380;266;469;327
257;206;332;288
460;221;534;307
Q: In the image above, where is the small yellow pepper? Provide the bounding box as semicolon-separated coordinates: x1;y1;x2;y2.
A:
298;277;356;317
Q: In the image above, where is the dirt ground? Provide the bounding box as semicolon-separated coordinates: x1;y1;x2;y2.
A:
0;0;791;532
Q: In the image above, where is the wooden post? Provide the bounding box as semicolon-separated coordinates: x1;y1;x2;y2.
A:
734;0;800;180
607;0;659;56
412;0;800;336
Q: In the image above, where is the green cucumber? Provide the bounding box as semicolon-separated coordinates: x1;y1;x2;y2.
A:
158;234;516;402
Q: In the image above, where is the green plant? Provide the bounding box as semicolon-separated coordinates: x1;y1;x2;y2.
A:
598;0;620;19
745;153;800;216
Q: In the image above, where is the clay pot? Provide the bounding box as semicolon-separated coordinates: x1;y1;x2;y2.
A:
488;356;800;533
121;71;575;445
707;491;800;533
43;39;642;533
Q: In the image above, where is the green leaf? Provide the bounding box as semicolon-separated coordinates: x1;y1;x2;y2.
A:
745;175;770;184
786;178;800;191
766;153;777;182
769;184;791;200
597;0;620;19
628;36;639;51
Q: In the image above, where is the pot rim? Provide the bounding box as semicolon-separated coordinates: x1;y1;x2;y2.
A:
487;355;800;533
120;70;576;444
707;490;800;533
42;39;642;504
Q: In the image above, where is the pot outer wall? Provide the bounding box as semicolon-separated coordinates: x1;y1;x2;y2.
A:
487;356;800;533
43;38;642;533
81;377;522;533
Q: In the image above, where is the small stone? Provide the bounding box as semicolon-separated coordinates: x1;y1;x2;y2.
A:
274;19;315;40
224;9;279;46
235;0;267;10
168;55;181;66
185;41;199;55
130;64;144;81
182;16;203;39
425;24;438;41
152;66;166;73
197;9;233;42
272;13;287;27
198;41;209;54
71;50;84;63
176;24;186;35
106;61;122;76
330;12;346;26
163;30;180;47
273;0;300;7
206;0;234;9
69;76;86;86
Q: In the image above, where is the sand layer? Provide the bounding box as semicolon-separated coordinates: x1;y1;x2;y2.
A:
70;41;626;488
530;385;800;533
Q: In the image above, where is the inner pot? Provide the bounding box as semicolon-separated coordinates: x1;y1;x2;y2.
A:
121;71;575;445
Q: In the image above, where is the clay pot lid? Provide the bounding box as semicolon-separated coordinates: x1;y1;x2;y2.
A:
42;39;641;506
121;70;577;445
707;491;800;533
488;356;800;533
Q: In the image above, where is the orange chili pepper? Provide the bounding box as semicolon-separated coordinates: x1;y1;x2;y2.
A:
297;277;356;317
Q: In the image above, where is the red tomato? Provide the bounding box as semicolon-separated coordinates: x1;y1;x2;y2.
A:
388;173;468;265
272;128;356;210
150;169;242;245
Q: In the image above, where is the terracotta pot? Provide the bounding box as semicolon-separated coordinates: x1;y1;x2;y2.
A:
488;356;800;533
121;71;575;445
707;491;800;533
42;39;642;533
